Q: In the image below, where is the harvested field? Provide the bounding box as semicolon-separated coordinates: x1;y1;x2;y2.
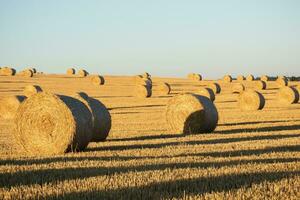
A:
0;74;299;199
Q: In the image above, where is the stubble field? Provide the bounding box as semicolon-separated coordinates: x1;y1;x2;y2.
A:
0;74;299;199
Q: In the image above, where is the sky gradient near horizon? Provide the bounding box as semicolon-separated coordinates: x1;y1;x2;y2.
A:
0;0;299;78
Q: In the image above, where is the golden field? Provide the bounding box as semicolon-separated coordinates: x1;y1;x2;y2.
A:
0;74;299;199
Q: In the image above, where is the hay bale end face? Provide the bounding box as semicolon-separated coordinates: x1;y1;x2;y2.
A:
67;68;76;75
197;88;215;102
135;77;152;89
166;94;218;134
246;74;255;81
232;83;245;93
142;72;151;78
18;69;33;77
277;86;299;105
193;74;202;81
23;85;43;97
0;67;16;76
223;75;232;83
208;82;221;94
238;90;265;111
91;75;105;86
276;77;288;87
0;96;26;119
237;75;245;82
254;80;267;90
158;82;171;95
135;85;152;98
78;69;88;77
14;92;93;155
261;75;269;82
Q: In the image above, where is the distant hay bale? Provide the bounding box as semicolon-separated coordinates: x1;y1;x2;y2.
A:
260;75;269;82
166;94;218;134
232;83;245;93
0;96;26;119
78;69;88;77
26;68;37;74
254;80;267;90
0;67;16;76
91;75;105;86
135;85;152;98
277;86;299;105
246;74;255;81
135;77;152;89
237;75;245;82
18;69;33;77
67;68;76;75
14;92;93;155
276;77;288;87
187;73;202;81
208;82;221;94
197;88;215;102
75;92;112;142
187;73;195;79
23;85;43;97
238;90;265;111
158;82;171;95
223;75;232;83
142;72;151;78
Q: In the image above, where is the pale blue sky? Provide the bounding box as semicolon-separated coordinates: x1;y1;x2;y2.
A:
0;0;299;78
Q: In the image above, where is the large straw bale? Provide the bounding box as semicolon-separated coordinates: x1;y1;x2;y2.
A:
238;90;265;111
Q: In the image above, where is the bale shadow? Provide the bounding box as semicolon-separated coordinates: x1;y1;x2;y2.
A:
218;119;300;126
108;104;165;110
109;133;183;142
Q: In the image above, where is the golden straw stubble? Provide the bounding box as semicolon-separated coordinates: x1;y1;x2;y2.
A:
0;95;26;119
166;94;218;134
197;87;215;102
14;92;93;155
75;92;112;142
238;90;265;111
277;86;299;105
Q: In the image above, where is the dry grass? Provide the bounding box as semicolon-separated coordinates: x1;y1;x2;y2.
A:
0;75;299;199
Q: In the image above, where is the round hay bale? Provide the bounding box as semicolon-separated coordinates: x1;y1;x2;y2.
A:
0;67;16;76
277;86;299;105
232;83;245;93
78;69;88;77
135;85;152;98
23;85;43;97
197;88;215;102
0;96;26;119
75;92;112;142
246;74;255;81
67;68;76;75
238;90;265;111
223;75;232;83
158;82;171;95
18;69;33;77
260;75;269;82
237;75;245;82
208;82;221;94
142;72;151;78
166;94;218;134
276;77;288;87
14;92;94;155
193;74;202;81
187;73;195;80
91;75;105;86
254;80;267;90
135;77;152;89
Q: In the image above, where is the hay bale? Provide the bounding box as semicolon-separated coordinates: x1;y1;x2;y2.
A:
18;69;33;77
254;80;267;90
238;90;265;111
277;86;299;105
232;83;245;93
223;75;232;83
67;68;76;75
135;77;152;89
158;82;171;95
197;88;215;102
75;92;111;142
193;74;202;81
135;85;152;98
23;85;43;97
0;67;16;76
91;75;105;86
260;75;269;82
14;92;94;155
246;74;255;81
208;82;221;94
142;72;151;78
165;94;218;134
78;69;88;77
276;77;288;87
187;73;195;79
237;75;245;82
0;96;26;119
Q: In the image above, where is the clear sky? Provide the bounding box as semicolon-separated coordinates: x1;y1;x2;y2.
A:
0;0;299;78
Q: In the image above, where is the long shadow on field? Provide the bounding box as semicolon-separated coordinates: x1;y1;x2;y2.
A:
89;133;300;151
109;134;184;142
214;124;300;134
108;104;165;110
46;170;299;199
0;157;299;189
218;119;300;126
